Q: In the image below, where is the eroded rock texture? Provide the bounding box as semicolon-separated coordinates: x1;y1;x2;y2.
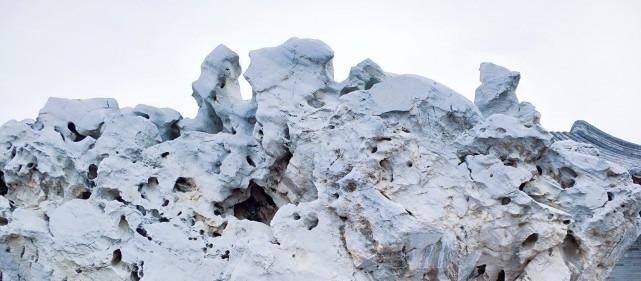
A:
1;38;640;281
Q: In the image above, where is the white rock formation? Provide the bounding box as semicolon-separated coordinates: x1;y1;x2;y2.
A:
1;38;640;281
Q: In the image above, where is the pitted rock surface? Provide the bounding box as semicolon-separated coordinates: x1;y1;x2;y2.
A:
1;38;640;281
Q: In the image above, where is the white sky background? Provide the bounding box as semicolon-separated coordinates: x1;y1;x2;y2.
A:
1;0;640;143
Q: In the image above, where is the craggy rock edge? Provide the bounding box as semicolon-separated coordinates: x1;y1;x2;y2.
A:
0;38;640;281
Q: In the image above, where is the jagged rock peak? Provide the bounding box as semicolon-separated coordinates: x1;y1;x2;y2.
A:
0;38;639;281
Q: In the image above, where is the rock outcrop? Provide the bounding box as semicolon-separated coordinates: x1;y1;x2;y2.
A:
0;38;639;281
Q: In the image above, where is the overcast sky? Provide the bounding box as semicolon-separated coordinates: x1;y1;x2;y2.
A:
1;1;640;143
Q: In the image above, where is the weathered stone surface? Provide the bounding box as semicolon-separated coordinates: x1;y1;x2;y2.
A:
0;38;639;281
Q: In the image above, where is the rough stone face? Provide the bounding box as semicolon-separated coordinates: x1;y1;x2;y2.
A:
1;38;640;281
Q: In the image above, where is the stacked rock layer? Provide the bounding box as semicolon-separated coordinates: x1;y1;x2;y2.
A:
0;38;640;281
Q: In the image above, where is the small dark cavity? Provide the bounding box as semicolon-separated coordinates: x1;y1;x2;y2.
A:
607;192;614;201
174;177;196;192
137;113;150;119
521;233;539;250
168;122;181;140
0;217;8;226
476;264;486;275
87;164;98;180
161;152;169;158
344;182;357;192
519;182;527;191
67;122;86;142
162;199;169;207
364;77;380;90
371;146;378;153
221;250;230;260
135;226;148;237
246;155;256;167
79;190;91;200
406;161;413;168
0;171;8;196
305;215;319;230
496;270;505;281
500;197;511;205
293;213;301;220
111;249;122;265
233;181;278;225
536;166;542;175
563;220;571;225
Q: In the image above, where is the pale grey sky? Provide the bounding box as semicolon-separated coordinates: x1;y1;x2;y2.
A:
1;0;640;142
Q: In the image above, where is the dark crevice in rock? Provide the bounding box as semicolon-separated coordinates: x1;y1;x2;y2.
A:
174;177;196;193
521;233;539;250
233;181;278;225
496;269;505;281
111;249;122;265
67;122;86;142
0;171;7;196
87;164;98;180
304;213;319;230
168;121;181;140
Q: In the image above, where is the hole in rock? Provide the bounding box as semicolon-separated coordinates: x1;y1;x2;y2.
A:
161;152;169;158
221;250;230;260
476;264;486;275
561;232;581;261
340;86;358;95
519;182;527;191
72;186;91;200
79;190;91;200
111;249;122;265
500;197;511;205
137;113;150;119
136;205;146;216
0;171;7;196
87;164;98;180
371;146;377;153
561;178;575;189
130;264;141;281
497;270;505;281
406;161;413;168
293;213;301;220
305;214;319;230
305;96;325;109
495;127;506;133
503;159;517;167
607;192;614;201
536;166;542;175
162;199;169;207
344;182;357;193
633;176;641;185
563;220;571;225
0;217;8;226
26;162;36;169
168;122;181;140
557;167;578;188
67;122;86;142
364;77;381;90
233;181;278;225
246;156;255;167
135;226;148;237
173;177;196;192
521;233;539;250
